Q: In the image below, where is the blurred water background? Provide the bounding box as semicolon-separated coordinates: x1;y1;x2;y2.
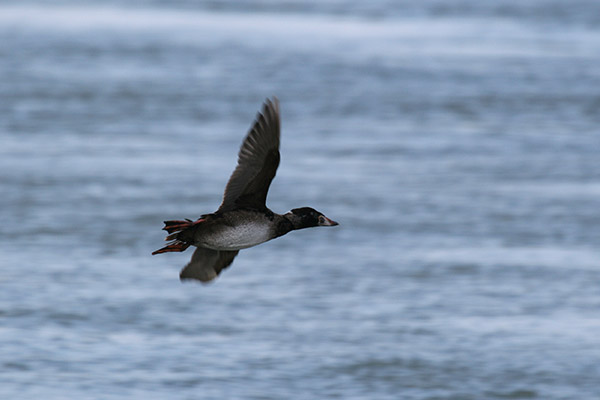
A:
2;1;600;399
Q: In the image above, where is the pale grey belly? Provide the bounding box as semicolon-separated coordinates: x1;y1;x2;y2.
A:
197;222;273;251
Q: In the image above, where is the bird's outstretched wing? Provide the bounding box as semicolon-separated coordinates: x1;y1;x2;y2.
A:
180;247;239;282
218;97;280;212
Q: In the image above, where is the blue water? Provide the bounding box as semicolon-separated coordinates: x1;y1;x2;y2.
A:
1;2;600;399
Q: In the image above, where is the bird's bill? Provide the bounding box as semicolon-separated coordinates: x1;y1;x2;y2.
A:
319;216;339;226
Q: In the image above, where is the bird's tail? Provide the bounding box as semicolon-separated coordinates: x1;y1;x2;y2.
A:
152;218;205;255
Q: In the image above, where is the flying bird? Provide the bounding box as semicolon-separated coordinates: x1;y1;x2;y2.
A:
153;97;338;282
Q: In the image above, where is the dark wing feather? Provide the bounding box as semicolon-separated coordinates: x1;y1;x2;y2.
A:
179;247;239;282
218;97;280;212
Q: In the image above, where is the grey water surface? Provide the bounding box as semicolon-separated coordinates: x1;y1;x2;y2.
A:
1;1;600;399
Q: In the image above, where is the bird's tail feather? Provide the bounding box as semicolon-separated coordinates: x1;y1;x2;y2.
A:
152;218;205;255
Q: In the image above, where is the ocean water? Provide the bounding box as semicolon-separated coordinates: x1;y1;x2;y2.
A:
1;1;600;399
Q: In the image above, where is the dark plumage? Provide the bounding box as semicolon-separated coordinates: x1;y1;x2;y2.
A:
153;97;338;282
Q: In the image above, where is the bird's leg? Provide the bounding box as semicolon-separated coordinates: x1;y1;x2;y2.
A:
152;240;191;255
162;218;204;234
152;218;205;255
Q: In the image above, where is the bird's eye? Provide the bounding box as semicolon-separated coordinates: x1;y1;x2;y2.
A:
318;216;325;224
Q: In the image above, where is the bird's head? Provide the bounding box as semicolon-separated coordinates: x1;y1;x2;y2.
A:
285;207;339;230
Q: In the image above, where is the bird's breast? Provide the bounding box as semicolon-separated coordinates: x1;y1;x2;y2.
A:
196;220;274;251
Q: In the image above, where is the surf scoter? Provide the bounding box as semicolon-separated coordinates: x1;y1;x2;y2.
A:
153;97;338;282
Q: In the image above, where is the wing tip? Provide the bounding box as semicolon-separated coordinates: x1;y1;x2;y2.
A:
264;96;280;118
179;265;218;283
